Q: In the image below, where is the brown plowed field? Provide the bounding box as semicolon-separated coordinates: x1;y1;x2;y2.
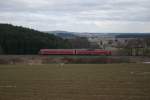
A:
0;64;150;100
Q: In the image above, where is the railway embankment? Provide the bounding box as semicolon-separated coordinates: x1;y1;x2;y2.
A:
0;55;150;64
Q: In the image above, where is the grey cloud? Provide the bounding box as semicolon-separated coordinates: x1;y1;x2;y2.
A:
0;0;150;32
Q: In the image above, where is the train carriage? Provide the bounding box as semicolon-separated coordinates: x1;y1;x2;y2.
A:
75;49;111;55
39;49;75;55
39;49;111;56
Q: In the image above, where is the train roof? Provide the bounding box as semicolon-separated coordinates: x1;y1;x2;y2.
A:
40;49;111;51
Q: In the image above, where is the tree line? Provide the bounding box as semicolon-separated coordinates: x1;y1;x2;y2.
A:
0;24;71;54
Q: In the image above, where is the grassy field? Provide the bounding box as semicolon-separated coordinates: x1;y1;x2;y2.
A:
0;64;150;100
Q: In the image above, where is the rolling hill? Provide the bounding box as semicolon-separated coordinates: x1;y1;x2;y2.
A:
0;24;71;54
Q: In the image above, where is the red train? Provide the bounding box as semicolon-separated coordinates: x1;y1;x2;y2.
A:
39;49;111;55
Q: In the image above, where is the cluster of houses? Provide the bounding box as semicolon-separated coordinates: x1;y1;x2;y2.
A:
87;35;150;56
88;36;134;49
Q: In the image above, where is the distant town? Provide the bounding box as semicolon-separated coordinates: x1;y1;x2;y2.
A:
48;31;150;56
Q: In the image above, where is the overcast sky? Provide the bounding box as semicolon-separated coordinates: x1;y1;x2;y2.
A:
0;0;150;33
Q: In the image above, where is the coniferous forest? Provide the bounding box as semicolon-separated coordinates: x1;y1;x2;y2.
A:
0;24;71;54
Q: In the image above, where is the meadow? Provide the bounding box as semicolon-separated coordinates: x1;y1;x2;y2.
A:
0;64;150;100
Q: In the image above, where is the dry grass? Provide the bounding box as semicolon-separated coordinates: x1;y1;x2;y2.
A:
0;64;150;100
